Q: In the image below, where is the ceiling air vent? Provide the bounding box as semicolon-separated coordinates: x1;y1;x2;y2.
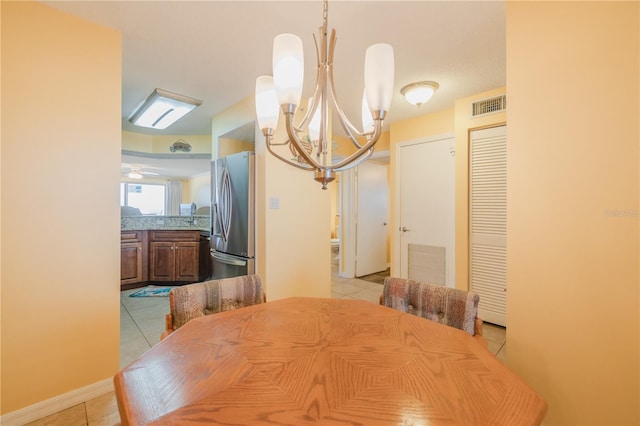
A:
472;94;506;117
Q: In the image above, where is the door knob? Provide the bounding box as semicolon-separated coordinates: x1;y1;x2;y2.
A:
401;226;410;232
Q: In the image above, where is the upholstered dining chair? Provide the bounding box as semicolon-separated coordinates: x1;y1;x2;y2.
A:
161;274;265;340
380;276;486;345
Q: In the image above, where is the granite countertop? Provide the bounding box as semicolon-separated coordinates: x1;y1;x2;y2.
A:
126;226;209;232
121;215;209;233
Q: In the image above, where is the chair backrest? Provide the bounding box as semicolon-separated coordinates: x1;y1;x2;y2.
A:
381;276;480;336
168;274;264;331
121;205;142;216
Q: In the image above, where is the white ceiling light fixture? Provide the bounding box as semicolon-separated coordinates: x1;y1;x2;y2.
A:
255;0;394;189
129;88;202;130
128;170;143;179
125;167;159;180
400;81;439;108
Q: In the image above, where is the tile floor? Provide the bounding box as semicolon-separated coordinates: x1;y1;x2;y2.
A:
25;263;506;426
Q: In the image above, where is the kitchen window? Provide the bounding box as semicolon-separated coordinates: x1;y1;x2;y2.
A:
121;183;166;215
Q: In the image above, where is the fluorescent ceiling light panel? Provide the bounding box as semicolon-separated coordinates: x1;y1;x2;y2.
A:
129;88;202;130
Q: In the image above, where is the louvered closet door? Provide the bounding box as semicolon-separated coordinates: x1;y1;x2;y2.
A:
470;125;507;326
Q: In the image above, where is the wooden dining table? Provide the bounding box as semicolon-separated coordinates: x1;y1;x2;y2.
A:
114;297;546;425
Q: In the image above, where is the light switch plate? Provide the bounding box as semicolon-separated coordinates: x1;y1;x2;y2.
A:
269;197;280;209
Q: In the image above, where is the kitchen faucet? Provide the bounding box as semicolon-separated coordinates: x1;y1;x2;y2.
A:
186;202;196;225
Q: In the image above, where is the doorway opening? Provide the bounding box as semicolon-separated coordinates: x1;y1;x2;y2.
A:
338;153;390;279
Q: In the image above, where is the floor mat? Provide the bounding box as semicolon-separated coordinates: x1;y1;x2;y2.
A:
129;285;174;297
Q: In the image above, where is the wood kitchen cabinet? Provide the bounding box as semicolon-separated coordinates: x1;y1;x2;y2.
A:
148;230;200;282
121;231;148;286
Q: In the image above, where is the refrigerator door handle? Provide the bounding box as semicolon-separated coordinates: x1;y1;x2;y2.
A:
211;251;247;267
219;167;232;243
212;203;222;238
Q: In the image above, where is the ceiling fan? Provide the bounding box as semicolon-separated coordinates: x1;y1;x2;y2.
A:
124;166;159;179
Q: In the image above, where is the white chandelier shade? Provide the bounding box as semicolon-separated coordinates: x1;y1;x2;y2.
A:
361;91;374;134
255;0;394;189
273;34;305;107
255;76;280;131
364;43;395;112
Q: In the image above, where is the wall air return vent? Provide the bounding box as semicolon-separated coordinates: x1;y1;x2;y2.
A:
472;94;506;118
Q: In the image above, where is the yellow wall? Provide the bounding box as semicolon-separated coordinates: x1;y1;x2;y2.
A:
212;97;331;301
390;110;454;145
388;108;455;275
260;149;332;299
375;131;390;153
181;179;192;204
211;98;256;161
506;2;639;424
1;1;121;414
188;173;211;211
333;130;390;158
122;131;211;154
0;0;3;413
454;88;506;291
121;130;152;152
218;138;255;158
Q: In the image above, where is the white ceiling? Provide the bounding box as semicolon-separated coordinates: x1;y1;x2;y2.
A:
43;0;505;178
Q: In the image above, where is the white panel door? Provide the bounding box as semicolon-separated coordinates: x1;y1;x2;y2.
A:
396;136;455;287
470;125;507;326
355;162;389;277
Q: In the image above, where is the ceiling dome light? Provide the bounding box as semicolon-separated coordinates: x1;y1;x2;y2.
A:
400;81;439;108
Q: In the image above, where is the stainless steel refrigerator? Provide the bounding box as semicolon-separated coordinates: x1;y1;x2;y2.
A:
210;151;255;279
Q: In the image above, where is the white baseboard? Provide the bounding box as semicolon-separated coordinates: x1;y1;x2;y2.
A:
0;378;114;425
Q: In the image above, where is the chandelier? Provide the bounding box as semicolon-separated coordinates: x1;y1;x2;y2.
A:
255;0;394;189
